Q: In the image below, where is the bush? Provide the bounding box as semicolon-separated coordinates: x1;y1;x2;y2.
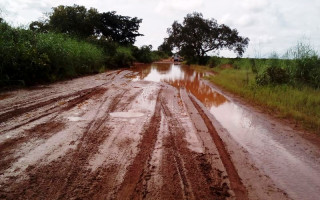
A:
36;33;104;79
285;42;320;88
132;45;153;63
256;66;289;85
0;22;44;85
207;56;221;67
295;55;320;88
0;22;105;86
151;50;168;61
110;46;135;68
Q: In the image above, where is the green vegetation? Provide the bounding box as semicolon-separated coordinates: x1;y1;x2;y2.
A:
0;21;104;86
30;5;143;44
0;5;168;88
203;44;320;133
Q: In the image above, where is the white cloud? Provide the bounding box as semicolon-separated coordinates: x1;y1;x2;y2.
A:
219;14;255;28
219;14;234;26
242;0;270;12
155;0;204;13
237;15;256;27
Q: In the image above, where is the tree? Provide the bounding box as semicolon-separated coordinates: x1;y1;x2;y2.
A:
97;11;143;45
29;4;143;44
132;45;153;63
48;5;95;37
161;12;249;61
29;21;49;32
158;38;173;56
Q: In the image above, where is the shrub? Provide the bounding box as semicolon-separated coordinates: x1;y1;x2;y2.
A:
256;66;289;85
0;22;105;86
295;55;320;88
150;50;168;61
35;33;105;79
111;46;135;68
207;56;221;67
285;42;320;88
132;45;153;63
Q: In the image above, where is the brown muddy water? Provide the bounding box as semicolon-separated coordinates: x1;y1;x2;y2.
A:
130;63;320;200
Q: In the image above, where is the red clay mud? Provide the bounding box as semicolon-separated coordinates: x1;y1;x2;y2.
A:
189;95;248;199
1;64;320;200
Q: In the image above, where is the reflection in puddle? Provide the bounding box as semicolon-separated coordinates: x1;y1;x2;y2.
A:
130;63;320;200
131;63;227;108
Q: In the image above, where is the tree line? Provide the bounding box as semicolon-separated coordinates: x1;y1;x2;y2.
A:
1;5;251;88
29;5;143;45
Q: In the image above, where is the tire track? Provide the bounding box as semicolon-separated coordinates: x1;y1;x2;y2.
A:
0;71;118;113
0;121;65;172
116;89;162;200
160;98;195;200
0;88;127;199
56;90;128;200
160;92;232;200
2;87;107;132
0;87;105;124
0;88;107;174
189;94;248;200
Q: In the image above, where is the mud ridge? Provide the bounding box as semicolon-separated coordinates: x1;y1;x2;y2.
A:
56;90;128;200
0;86;106;124
4;87;107;132
0;89;127;199
160;98;195;200
115;89;162;200
189;94;248;200
0;121;65;172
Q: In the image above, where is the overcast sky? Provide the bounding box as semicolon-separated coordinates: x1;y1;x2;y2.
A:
1;0;320;57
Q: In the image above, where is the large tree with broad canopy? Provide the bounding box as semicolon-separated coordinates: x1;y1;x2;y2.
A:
160;12;249;60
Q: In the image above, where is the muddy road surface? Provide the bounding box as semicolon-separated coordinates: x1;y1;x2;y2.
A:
1;63;320;200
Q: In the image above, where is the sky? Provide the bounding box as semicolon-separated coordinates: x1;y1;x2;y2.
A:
1;0;320;57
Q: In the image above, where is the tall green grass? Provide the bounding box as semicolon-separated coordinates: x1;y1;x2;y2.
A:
0;21;105;86
36;33;104;79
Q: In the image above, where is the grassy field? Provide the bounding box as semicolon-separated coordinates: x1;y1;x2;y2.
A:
203;64;320;134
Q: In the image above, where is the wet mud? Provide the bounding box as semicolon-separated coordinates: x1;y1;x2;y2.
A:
1;64;320;200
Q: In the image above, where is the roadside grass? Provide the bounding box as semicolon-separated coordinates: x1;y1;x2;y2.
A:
206;66;320;133
0;21;105;86
36;33;105;80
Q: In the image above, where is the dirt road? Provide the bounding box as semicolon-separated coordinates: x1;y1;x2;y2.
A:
1;63;320;200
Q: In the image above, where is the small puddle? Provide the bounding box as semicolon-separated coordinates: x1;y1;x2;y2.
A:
110;111;144;118
67;116;82;122
130;63;320;200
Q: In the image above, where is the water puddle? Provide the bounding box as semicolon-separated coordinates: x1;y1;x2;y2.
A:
130;63;320;200
67;116;82;122
131;63;227;108
110;111;144;118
